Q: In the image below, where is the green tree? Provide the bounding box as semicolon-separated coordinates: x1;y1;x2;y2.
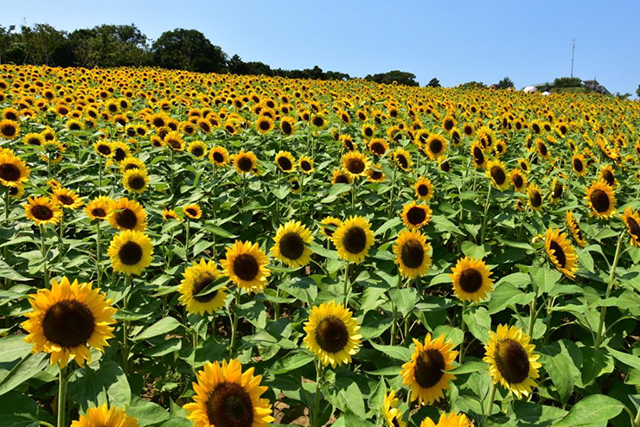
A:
497;77;515;89
459;81;486;90
152;29;227;73
636;84;640;98
427;78;441;87
364;70;419;86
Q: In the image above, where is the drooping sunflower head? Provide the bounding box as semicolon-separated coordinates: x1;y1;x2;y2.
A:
527;183;543;211
544;227;578;279
275;151;296;173
450;256;493;302
0;152;30;187
220;240;271;293
383;390;406;427
179;258;228;315
209;146;230;167
162;209;180;221
71;404;138;427
122;168;149;194
486;159;509;191
108;230;154;276
332;215;375;264
425;134;448;160
22;277;117;368
402;201;432;229
188;141;208;159
84;196;114;221
183;203;203;220
23;195;63;226
109;197;147;231
9;183;24;199
585;180;616;219
183;359;274;427
622;207;640;247
303;300;362;368
401;333;458;405
394;229;432;279
483;324;541;398
233;150;258;174
419;412;473;427
414;177;434;201
566;210;587;248
53;187;84;210
320;216;343;239
342;151;370;178
271;221;314;268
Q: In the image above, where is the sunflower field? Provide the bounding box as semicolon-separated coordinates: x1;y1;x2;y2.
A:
1;64;640;427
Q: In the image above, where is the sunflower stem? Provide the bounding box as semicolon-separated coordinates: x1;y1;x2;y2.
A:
528;292;537;339
634;404;640;427
40;224;49;287
459;300;467;363
3;189;8;289
122;274;132;374
229;288;241;355
96;221;101;288
98;154;103;196
342;264;350;306
479;182;492;243
388;165;397;217
390;300;397;346
57;364;67;427
169;149;175;206
594;231;625;351
185;218;190;258
312;359;323;427
483;382;497;425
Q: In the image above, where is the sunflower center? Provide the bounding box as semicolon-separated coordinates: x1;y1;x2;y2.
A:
259;120;271;131
282;122;292;134
371;142;385;155
335;174;349;184
233;254;259;281
494;338;530;384
300;161;311;171
369;170;382;180
473;147;484;165
115;209;138;229
192;274;218;303
397;156;408;169
414;348;445;388
552;183;563;198
0;163;21;182
538;143;548;156
490;166;506;185
346;158;365;174
315;315;349;353
32;204;54;220
192;147;204;157
342;226;367;254
401;239;425;269
42;300;95;348
186;208;198;217
206;382;254;427
573;158;583;172
417;184;429;197
277;156;293;171
459;268;483;293
407;207;426;225
1;124;16;137
213;152;224;163
237;156;253;172
279;232;305;260
128;175;146;190
549;240;566;268
430;139;443;154
590;189;610;213
530;191;542;207
118;241;143;265
114;148;126;162
602;170;614;186
91;208;106;218
627;217;640;239
512;174;523;188
57;195;75;206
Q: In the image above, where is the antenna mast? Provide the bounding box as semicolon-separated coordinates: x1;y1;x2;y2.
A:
571;38;576;78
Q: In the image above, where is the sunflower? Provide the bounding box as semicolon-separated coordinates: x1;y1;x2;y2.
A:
383;391;406;427
470;141;487;169
9;183;24;199
320;216;342;238
47;179;62;190
566;210;587;248
53;188;84;210
109;198;146;231
0;119;19;139
486;159;510;191
393;229;432;279
510;169;527;192
209;146;230;167
450;256;493;302
23;195;63;225
342;151;370;178
361;123;375;139
71;404;138;427
280;116;296;136
120;157;146;173
162;209;180;221
402;201;432;229
298;156;314;174
164;131;185;151
84;196;114;221
303;301;362;368
0;152;30;187
518;158;530;173
233;150;258;174
425;134;448;160
183;203;203;220
585;180;616;219
256;116;274;134
599;165;617;188
179;259;228;315
220;240;270;293
549;178;563;203
188;141;208;159
401;333;457;405
368;138;388;157
275;151;296;173
108;230;154;276
527;183;543;211
545;227;578;279
622;207;640;247
331;168;352;185
414;177;434;201
572;153;587;176
536;138;550;160
123;169;149;194
332;216;375;264
271;221;314;268
483;324;541;398
22;277;116;368
392;149;413;171
367;165;385;182
419;412;473;427
183;359;274;427
23;132;45;147
111;141;132;162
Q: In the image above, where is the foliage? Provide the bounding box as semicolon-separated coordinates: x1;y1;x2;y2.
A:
458;81;486;89
364;70;419;86
553;77;583;88
427;78;441;88
496;77;515;89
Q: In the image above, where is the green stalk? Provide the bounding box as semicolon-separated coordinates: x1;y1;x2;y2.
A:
57;365;67;427
96;222;101;288
594;232;625;350
229;288;241;354
3;189;8;289
122;274;132;374
479;182;493;242
185;218;191;257
312;360;323;427
98;155;103;196
483;382;497;426
40;224;49;287
459;299;467;363
342;264;350;306
390;300;397;345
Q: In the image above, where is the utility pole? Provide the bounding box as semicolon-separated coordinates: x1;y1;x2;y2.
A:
570;38;576;78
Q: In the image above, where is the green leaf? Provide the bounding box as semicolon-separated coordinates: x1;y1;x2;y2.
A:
488;283;532;315
530;266;562;294
388;288;418;317
204;226;236;239
0;353;48;396
127;395;170;427
463;306;491;343
432;215;464;236
142;338;182;358
0;335;33;363
340;380;366;419
369;342;412;361
555;394;624;427
133;317;181;341
608;347;640;371
269;351;314;375
375;218;401;235
540;340;582;405
461;241;490;259
0;261;30;281
448;361;488;375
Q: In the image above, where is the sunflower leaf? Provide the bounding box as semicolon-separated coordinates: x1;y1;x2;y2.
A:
554;394;624;427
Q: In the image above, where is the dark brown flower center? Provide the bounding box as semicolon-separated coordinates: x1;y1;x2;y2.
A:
57;195;75;206
279;232;305;260
237;156;253;172
602;170;614;186
417;184;429;197
1;124;17;137
473;147;484;165
32;204;54;220
277;156;293;171
300;160;311;171
281;121;292;135
552;182;563;199
494;338;530;384
626;217;640;240
115;208;138;229
512;174;523;189
233;254;259;281
128;175;146;190
0;163;21;182
573;158;583;172
206;382;254;427
91;208;106;218
549;240;566;268
346;158;365;174
490;166;506;185
43;300;95;348
430;138;443;155
401;239;425;269
396;155;408;170
530;191;542;208
259;120;271;131
414;348;445;388
119;241;143;265
315;315;349;353
191;147;204;157
538;143;548;156
459;268;483;293
371;142;385;155
590;189;610;213
369;170;383;180
342;226;367;254
192;274;218;303
213;152;224;163
186;208;198;217
334;174;349;184
407;207;427;225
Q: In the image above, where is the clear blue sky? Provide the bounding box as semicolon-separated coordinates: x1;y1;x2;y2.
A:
4;0;640;95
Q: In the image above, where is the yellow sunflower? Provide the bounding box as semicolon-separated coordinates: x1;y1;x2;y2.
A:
23;132;45;147
425;134;448;160
622;207;640;247
320;216;342;239
402;201;432;229
332;216;375;264
527;183;543;211
108;230;154;276
342;151;370;178
109;198;147;231
414;177;434;201
419;412;473;427
401;333;458;405
84;196;114;221
53;188;83;210
273;151;295;173
271;221;314;268
383;391;406;427
183;359;274;427
368;138;388;157
220;240;270;293
178;259;228;315
599;165;617;188
331;169;352;185
510;169;527;192
566;210;587;248
471;141;487;169
188;141;208;159
120;157;146;173
572;154;587;176
9;183;24;199
483;324;541;398
0;119;19;139
486;159;510;191
303;301;362;368
450;256;493;302
122;169;149;194
585;181;616;219
209;146;230;167
233;150;258;174
162;209;180;221
298;156;314;174
394;229;432;279
71;404;138;427
392;149;413;171
22;277;116;368
23;195;62;226
545;227;578;279
184;203;203;220
0;152;30;187
367;164;385;182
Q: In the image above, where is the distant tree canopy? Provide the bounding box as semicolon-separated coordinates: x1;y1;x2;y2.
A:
553;77;582;88
427;78;441;88
152;29;226;73
636;84;640;98
459;81;486;90
496;77;515;89
364;70;419;86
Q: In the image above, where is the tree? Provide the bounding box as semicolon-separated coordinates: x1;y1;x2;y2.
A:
553;77;582;88
459;81;486;90
427;78;441;88
636;85;640;99
152;29;227;73
497;77;515;89
364;70;419;86
227;54;248;74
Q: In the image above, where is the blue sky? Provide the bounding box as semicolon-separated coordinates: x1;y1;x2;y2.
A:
4;0;640;94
